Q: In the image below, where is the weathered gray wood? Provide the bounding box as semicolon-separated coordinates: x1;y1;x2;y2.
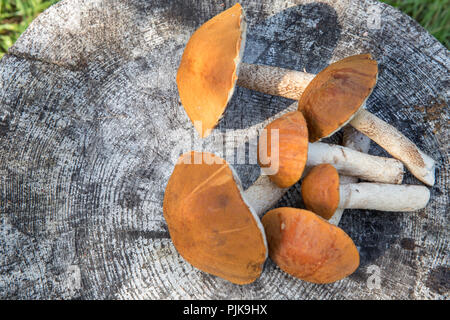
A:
0;0;448;299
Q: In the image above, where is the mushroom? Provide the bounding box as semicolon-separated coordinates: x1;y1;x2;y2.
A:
257;110;309;188
176;3;249;138
245;110;404;216
242;154;403;222
328;126;372;225
301;164;431;221
163;151;268;285
261;207;360;284
176;3;316;138
257;107;404;190
340;125;372;156
176;3;434;185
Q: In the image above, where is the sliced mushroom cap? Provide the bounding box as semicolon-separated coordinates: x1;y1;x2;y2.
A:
176;3;246;138
301;164;340;220
258;111;309;188
262;207;359;284
163;151;267;285
298;54;378;142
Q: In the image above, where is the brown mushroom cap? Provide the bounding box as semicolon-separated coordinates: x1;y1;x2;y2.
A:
298;54;378;142
176;3;245;138
163;151;267;285
258;111;309;188
301;164;340;220
262;207;359;284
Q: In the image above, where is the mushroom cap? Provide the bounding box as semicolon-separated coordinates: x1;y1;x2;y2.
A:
163;151;267;285
301;164;340;220
261;207;359;284
258;111;309;188
176;3;246;138
298;54;378;142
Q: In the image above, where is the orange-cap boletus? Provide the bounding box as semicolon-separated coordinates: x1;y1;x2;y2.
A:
258;111;309;188
163;151;267;285
253;104;403;190
298;54;378;142
301;164;340;220
176;3;314;138
261;207;360;284
176;3;246;138
243;137;404;219
246;111;406;216
301;164;431;221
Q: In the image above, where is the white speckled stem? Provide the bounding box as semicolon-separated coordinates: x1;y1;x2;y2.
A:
338;183;430;211
328;126;371;226
350;109;436;186
243;175;288;218
306;142;403;184
237;63;314;100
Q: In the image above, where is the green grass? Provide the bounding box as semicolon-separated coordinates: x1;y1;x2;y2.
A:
0;0;448;59
382;0;449;47
0;0;58;58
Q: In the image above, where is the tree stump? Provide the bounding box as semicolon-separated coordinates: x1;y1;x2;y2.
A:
0;0;448;299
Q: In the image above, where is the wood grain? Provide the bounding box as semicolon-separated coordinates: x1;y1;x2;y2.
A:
0;0;448;299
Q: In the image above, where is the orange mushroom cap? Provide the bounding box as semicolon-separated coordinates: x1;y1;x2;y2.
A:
176;3;246;138
258;111;309;188
163;151;267;285
301;164;340;220
262;207;359;284
298;54;378;142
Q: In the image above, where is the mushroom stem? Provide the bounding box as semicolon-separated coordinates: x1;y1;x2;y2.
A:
237;63;313;100
349;109;436;186
341;125;372;155
237;63;435;186
338;183;430;212
243;175;287;218
306;142;403;184
244;140;404;217
328;126;371;225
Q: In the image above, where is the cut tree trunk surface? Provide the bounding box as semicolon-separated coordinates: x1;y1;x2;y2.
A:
0;0;448;299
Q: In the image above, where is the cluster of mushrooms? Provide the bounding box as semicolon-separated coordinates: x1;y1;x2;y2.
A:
163;4;435;285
